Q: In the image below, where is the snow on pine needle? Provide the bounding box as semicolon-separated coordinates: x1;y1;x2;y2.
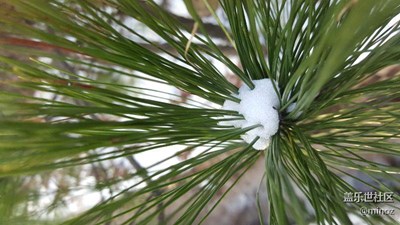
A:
220;79;280;150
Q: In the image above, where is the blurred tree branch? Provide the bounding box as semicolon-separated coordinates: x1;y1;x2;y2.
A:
136;0;228;40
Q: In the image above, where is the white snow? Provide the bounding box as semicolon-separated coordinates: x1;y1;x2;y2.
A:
220;79;280;150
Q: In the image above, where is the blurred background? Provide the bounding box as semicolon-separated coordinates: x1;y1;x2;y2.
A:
1;0;399;224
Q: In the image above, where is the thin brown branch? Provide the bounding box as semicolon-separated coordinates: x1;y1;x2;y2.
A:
173;15;228;40
0;35;86;56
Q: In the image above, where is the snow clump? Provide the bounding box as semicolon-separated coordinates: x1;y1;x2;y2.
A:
220;79;280;150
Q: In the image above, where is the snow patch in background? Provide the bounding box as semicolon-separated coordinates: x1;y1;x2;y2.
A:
220;79;280;150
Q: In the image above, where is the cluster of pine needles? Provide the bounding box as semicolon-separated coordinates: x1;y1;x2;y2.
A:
0;0;400;224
